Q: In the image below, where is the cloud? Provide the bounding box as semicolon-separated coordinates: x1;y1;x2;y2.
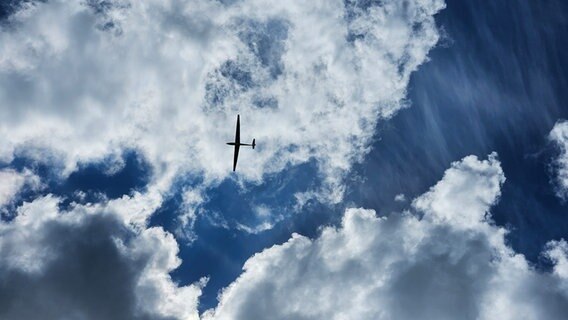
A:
2;152;567;319
549;120;568;201
0;0;445;218
0;168;41;208
204;154;568;320
394;193;406;202
0;195;204;320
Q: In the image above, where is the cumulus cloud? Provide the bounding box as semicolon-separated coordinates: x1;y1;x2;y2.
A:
0;195;204;320
0;0;445;217
204;154;568;320
549;120;568;201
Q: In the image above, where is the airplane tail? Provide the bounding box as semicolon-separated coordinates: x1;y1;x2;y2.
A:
252;139;256;149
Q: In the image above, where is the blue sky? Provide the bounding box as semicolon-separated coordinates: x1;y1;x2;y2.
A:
351;0;568;262
1;0;568;319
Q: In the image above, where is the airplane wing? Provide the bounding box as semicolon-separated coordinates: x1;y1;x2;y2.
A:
235;114;240;144
233;144;240;171
233;115;240;171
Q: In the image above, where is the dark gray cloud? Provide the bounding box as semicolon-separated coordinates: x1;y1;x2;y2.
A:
0;214;150;320
0;196;202;320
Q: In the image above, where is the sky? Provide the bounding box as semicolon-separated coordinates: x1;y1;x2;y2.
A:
0;0;568;319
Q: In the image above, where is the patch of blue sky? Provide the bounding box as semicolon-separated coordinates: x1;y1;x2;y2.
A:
1;151;151;218
149;159;345;312
347;0;568;265
201;160;318;231
57;151;151;203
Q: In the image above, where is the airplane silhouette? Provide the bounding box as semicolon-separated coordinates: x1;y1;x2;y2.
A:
226;114;255;171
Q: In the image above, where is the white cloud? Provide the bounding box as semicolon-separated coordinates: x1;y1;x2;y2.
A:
0;194;203;320
0;168;41;208
412;152;504;229
204;154;568;320
0;0;445;220
394;193;406;202
549;120;568;201
545;240;568;281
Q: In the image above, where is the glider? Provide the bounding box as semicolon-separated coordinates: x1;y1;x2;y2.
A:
226;114;255;171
